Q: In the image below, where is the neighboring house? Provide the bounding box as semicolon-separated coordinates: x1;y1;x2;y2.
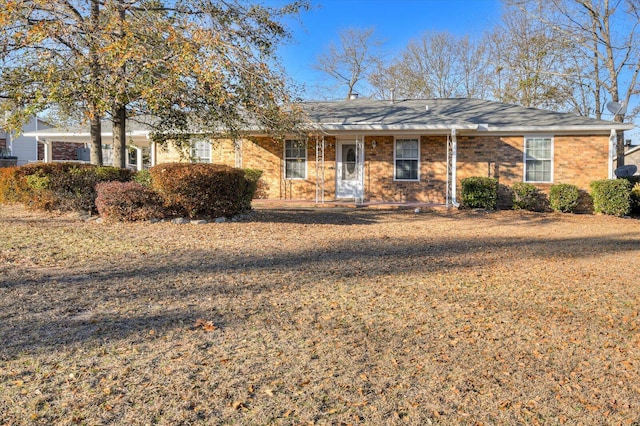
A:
26;98;634;205
1;117;52;166
615;145;640;175
25;119;151;170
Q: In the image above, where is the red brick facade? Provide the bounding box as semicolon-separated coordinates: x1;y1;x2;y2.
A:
37;141;84;161
155;133;610;204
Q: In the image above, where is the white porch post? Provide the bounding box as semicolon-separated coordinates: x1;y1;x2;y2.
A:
135;146;143;171
451;128;459;207
41;138;53;163
609;129;616;179
149;137;156;167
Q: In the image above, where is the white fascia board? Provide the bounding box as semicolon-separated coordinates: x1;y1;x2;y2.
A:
485;124;635;133
317;123;479;132
24;130;151;138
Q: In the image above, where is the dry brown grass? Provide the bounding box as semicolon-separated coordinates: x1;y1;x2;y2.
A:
1;203;640;425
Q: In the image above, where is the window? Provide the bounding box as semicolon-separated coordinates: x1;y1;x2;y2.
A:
191;139;211;163
395;138;419;181
284;139;306;179
524;136;553;182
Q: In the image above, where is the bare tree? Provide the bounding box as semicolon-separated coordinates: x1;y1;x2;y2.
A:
370;31;493;100
507;0;640;165
489;4;575;109
314;27;383;99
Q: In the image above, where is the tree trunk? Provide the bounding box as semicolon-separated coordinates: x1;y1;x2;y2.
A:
112;105;127;168
89;114;103;165
88;0;102;165
111;0;128;169
615;115;625;168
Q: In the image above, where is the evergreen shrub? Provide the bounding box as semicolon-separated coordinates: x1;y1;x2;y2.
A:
590;179;631;216
460;177;498;210
511;182;540;211
549;183;580;213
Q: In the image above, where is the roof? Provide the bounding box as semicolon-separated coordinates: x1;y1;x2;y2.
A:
625;144;640;156
24;98;634;140
301;98;634;134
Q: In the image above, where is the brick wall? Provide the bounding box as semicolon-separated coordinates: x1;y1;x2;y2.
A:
155;133;611;204
0;138;6;151
37;141;84;161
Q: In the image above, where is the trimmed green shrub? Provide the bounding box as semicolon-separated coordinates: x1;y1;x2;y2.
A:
95;181;165;221
12;163;134;212
149;162;247;218
549;183;580;213
631;183;640;215
590;179;632;216
511;182;539;211
460;177;498;210
134;169;153;187
242;169;263;211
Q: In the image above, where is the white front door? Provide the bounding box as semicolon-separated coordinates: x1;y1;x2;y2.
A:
336;139;363;199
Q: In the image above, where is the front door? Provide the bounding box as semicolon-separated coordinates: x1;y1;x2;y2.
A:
336;139;363;199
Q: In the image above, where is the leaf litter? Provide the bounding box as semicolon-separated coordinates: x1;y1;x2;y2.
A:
1;204;640;424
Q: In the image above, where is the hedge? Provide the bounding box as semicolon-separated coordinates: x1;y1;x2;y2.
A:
95;181;165;221
511;182;540;211
460;177;498;210
631;182;640;215
1;163;134;212
149;163;251;218
0;167;21;203
590;179;632;216
549;183;580;213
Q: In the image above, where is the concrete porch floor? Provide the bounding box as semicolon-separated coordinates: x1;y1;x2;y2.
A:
251;198;452;210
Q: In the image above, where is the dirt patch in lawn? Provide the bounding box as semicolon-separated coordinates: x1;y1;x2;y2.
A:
1;203;640;425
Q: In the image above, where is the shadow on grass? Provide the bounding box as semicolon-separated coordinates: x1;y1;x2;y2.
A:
2;224;640;359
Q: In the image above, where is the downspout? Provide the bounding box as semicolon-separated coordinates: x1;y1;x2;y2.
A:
608;129;616;179
451;128;459;207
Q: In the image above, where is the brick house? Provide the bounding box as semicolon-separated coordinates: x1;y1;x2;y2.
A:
27;98;634;206
155;98;634;205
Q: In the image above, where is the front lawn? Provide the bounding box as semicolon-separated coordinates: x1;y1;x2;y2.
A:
1;204;639;424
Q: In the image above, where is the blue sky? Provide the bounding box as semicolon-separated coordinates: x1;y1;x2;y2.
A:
274;0;639;144
277;0;502;98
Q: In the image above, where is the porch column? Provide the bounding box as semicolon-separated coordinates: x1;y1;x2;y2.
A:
450;129;459;207
41;138;53;163
135;146;143;171
149;137;156;167
609;129;616;179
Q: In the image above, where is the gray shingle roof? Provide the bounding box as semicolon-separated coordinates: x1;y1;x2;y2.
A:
301;98;633;133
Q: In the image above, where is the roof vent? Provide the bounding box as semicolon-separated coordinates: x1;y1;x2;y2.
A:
348;92;359;100
425;105;429;111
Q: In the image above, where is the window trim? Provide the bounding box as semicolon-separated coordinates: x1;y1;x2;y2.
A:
523;135;554;183
191;138;212;163
284;139;307;180
394;136;420;182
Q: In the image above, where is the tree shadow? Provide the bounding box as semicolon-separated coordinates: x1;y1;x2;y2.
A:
2;225;640;359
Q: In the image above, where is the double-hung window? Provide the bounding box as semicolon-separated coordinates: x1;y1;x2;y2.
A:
284;139;307;179
524;136;553;183
191;139;211;163
395;138;419;181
